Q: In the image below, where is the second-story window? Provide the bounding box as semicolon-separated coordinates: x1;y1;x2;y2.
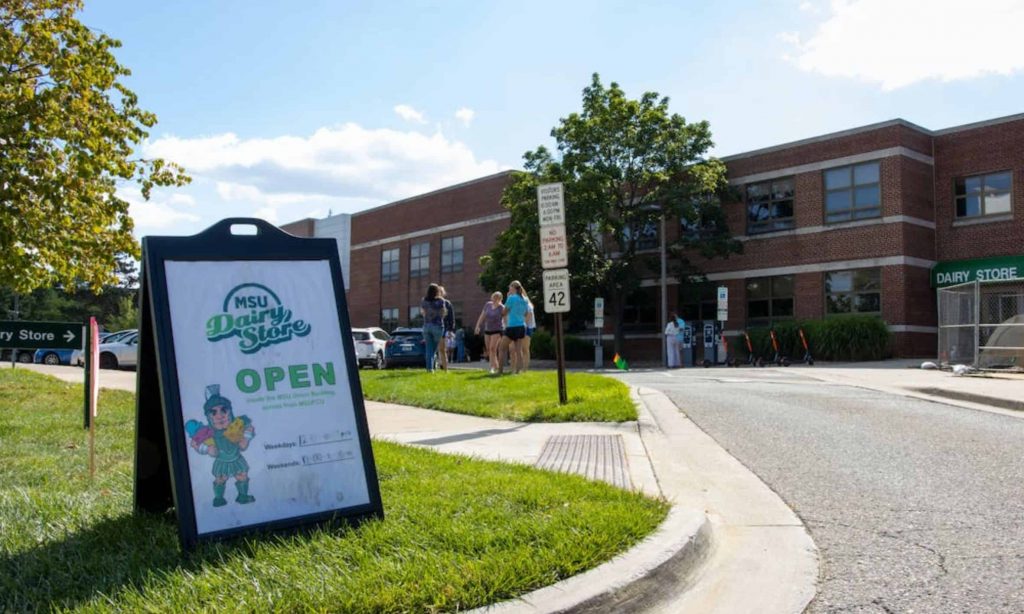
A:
441;236;463;273
623;220;659;250
955;171;1012;218
824;162;880;223
410;242;430;278
381;248;400;282
746;178;795;234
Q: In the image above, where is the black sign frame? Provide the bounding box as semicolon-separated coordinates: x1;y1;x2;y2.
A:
133;218;383;551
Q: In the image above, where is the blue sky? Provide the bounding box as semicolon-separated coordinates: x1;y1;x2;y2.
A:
79;0;1024;236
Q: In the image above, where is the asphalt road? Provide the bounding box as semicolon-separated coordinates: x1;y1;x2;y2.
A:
618;368;1024;613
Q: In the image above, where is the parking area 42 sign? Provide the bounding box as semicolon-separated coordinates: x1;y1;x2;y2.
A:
542;269;571;314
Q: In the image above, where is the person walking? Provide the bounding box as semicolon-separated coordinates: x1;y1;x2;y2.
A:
420;283;447;372
665;312;681;368
437;285;455;372
475;291;505;374
498;280;529;375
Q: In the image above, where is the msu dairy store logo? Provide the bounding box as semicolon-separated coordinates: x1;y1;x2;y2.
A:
206;283;311;354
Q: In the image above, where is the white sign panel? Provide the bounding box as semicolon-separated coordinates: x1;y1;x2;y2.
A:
717;286;728;310
540;224;569;269
164;260;371;536
594;317;604;328
542;268;571;314
594;297;605;317
537;183;565;227
717;308;728;322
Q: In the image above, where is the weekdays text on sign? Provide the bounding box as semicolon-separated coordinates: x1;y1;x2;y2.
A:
537;183;565;227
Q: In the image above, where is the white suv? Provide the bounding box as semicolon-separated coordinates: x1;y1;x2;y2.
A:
352;327;390;369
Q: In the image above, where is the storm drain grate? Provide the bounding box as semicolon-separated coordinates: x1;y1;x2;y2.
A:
535;434;631;489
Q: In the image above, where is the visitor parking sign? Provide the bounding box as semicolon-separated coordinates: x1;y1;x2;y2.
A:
134;218;382;550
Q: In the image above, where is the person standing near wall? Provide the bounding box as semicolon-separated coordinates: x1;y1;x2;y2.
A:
665;312;681;368
420;283;447;373
475;291;505;374
437;285;455;372
455;327;466;363
520;298;536;373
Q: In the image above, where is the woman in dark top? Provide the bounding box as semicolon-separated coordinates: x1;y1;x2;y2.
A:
420;283;447;372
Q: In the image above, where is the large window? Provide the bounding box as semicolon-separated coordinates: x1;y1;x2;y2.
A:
381;307;398;331
408;305;423;327
623;221;659;250
410;242;430;278
620;287;658;332
746;275;794;324
826;268;881;314
824;162;880;223
441;236;463;273
381;248;400;282
955;171;1012;218
746;178;795;234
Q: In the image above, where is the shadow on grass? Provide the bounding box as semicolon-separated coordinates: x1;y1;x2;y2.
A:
0;511;264;610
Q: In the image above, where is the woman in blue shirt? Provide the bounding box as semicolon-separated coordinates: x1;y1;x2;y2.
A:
498;280;529;375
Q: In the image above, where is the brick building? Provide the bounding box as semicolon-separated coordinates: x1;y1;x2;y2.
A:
282;113;1024;360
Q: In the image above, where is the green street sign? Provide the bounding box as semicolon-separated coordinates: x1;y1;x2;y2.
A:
0;320;83;350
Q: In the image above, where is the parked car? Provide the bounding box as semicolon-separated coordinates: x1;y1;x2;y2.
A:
352;327;390;369
72;330;134;366
383;327;436;369
97;330;139;369
34;348;75;366
0;348;34;363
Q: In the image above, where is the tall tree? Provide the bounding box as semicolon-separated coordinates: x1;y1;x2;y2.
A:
0;0;189;293
481;74;738;354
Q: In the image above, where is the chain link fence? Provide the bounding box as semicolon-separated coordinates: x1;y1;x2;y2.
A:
938;279;1024;369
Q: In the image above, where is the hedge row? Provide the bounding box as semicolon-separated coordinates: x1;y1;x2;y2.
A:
735;315;890;362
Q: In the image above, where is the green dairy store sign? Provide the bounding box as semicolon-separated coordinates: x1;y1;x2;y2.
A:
931;255;1024;287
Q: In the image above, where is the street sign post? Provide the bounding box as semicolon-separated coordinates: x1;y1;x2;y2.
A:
593;297;605;368
537;183;569;404
717;286;728;321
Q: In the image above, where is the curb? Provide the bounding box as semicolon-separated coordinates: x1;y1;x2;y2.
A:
471;389;714;614
911;387;1024;412
471;506;712;614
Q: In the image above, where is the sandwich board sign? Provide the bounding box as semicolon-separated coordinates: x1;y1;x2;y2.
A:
134;218;383;551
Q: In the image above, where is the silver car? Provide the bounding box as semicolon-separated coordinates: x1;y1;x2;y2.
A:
98;331;138;369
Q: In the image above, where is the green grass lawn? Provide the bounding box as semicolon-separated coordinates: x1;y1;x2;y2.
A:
358;370;636;422
0;369;667;612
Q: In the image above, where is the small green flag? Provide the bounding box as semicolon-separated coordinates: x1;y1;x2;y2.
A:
613;353;629;370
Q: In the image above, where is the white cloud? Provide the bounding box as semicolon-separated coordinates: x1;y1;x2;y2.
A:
455;107;476;126
777;31;801;46
798;1;817;12
121;188;201;233
394;104;427;124
143;124;506;223
784;0;1024;90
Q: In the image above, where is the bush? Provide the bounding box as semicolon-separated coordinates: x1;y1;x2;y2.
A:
735;315;890;362
529;330;594;361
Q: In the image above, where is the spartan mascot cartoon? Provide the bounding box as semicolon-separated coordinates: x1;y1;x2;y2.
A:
185;385;256;507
